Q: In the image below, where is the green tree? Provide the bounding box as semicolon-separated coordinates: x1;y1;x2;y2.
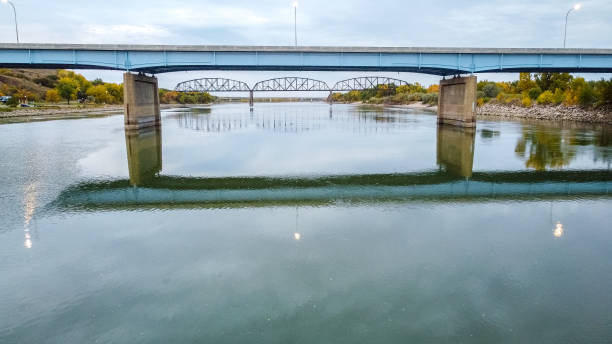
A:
517;73;536;93
535;73;573;92
482;83;500;98
56;77;80;104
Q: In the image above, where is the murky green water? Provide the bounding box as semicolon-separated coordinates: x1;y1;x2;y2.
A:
1;103;611;343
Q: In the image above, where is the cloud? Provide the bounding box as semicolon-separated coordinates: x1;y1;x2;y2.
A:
84;24;170;40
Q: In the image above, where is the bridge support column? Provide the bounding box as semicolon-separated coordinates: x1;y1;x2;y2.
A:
438;76;476;128
328;91;333;104
249;90;254;108
123;72;160;130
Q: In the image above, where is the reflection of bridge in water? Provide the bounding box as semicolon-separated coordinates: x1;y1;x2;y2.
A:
48;124;611;210
168;107;420;134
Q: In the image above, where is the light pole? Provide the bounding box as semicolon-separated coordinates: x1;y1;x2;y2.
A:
563;3;581;48
1;0;19;43
293;1;298;47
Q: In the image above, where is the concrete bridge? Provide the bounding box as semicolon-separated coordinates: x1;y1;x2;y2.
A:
2;44;612;128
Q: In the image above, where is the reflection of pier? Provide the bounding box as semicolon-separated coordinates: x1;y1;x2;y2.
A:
125;128;162;186
168;108;420;134
437;125;475;177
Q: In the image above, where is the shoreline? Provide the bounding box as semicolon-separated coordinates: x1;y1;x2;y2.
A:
476;103;612;125
1;101;611;125
0;104;185;119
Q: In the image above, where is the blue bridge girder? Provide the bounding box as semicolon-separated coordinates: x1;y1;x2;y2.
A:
1;44;612;75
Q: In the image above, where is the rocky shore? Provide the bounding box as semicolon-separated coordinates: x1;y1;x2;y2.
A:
0;104;187;119
477;103;612;124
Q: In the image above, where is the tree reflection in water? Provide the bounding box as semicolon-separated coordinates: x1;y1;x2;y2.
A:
515;123;611;170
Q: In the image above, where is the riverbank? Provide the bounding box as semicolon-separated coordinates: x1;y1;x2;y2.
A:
477;103;612;124
0;103;188;119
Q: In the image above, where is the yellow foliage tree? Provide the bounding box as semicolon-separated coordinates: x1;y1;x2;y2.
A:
86;85;111;103
426;84;439;93
45;89;61;103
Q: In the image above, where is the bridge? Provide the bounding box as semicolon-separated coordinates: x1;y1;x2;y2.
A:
2;44;612;128
174;76;412;106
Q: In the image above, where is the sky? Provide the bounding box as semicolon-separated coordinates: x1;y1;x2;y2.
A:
1;0;611;90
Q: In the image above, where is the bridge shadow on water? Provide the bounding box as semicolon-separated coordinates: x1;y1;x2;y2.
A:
48;116;611;211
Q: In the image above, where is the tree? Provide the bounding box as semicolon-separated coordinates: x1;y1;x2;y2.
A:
104;83;123;103
482;83;500;98
86;85;111;103
517;73;536;93
58;70;91;100
535;73;573;92
56;77;80;104
45;89;61;103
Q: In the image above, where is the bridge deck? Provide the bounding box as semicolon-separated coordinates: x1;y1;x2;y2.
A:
1;44;612;75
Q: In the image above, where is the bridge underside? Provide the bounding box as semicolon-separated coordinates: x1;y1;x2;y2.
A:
3;63;612;76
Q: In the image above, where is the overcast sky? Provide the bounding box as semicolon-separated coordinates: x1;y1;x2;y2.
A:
1;0;611;89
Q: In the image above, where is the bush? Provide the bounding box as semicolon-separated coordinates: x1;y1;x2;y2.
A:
537;90;554;104
45;89;61;103
522;95;532;107
5;96;19;107
578;85;597;107
527;87;542;100
552;88;565;104
421;93;438;105
482;83;500;98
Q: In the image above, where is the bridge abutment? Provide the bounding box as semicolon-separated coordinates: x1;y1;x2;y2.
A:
123;72;161;130
438;76;477;128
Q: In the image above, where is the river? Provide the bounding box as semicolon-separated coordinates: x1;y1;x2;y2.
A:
1;103;611;343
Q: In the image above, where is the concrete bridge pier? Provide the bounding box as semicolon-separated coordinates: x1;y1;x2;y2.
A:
249;90;254;108
437;76;477;128
123;72;161;130
328;91;333;104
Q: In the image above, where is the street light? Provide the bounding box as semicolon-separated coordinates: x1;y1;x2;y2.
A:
563;3;581;48
1;0;19;43
292;1;298;47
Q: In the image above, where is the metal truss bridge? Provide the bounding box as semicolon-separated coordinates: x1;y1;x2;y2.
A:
174;76;414;93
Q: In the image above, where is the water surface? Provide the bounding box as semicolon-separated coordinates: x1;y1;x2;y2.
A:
1;103;611;343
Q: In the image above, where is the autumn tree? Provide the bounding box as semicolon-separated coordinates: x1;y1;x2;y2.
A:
45;89;61;103
56;77;80;104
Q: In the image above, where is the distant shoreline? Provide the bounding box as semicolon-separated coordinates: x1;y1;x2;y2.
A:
2;101;610;125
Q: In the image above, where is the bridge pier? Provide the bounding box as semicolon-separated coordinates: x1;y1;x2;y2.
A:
123;72;161;130
249;90;254;108
437;76;477;128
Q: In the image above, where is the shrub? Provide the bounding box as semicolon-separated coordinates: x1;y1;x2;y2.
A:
421;93;438;105
5;96;19;107
527;87;542;100
45;89;61;103
552;88;565;104
482;83;500;98
537;90;554;104
522;95;532;107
